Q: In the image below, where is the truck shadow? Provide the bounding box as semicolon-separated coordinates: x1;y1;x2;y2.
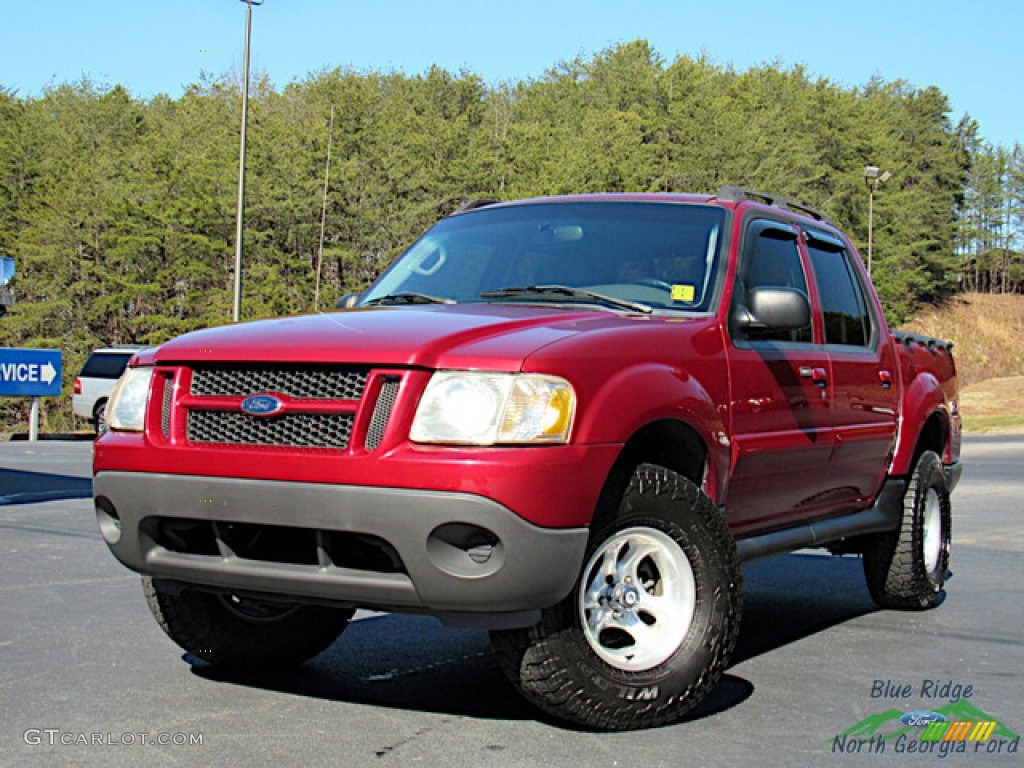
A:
0;468;93;505
733;552;879;664
189;552;878;728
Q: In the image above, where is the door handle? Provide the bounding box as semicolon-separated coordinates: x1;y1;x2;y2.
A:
799;367;828;386
878;369;893;388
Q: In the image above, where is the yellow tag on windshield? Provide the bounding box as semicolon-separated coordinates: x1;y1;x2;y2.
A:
671;284;696;303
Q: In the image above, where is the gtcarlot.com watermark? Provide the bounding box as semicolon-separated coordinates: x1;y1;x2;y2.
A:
24;729;203;747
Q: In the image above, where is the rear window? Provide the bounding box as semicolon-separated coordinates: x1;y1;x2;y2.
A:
80;352;134;379
806;234;872;347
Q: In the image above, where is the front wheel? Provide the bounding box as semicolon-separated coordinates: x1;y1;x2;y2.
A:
863;450;951;610
143;577;353;671
491;464;742;730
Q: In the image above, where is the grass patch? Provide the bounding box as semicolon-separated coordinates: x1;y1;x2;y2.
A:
957;374;1024;434
961;414;1024;433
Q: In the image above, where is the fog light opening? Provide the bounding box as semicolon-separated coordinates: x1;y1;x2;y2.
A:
427;523;504;577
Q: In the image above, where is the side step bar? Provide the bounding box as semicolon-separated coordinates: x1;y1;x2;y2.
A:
735;479;906;563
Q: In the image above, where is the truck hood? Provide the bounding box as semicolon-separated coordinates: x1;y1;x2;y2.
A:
150;304;635;371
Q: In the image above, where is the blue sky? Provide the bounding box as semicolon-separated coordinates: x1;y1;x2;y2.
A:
3;0;1021;149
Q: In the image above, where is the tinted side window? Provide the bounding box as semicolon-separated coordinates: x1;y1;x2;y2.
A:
807;237;871;347
738;222;812;343
81;353;133;379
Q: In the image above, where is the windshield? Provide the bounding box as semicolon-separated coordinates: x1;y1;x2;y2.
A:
359;201;726;312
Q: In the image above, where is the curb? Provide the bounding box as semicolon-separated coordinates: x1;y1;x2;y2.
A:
6;433;96;442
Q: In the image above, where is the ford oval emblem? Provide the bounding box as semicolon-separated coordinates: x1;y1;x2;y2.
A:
899;711;947;728
240;394;284;417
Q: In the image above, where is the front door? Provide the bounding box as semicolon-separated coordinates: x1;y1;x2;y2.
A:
725;219;836;536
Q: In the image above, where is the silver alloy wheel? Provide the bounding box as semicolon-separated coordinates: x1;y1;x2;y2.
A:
922;487;943;577
579;526;696;671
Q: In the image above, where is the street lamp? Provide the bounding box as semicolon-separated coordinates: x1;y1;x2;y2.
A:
864;165;892;277
232;0;264;322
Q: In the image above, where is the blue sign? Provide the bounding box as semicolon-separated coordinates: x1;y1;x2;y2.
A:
0;348;62;397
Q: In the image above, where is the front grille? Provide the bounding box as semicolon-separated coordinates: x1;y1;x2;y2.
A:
365;377;400;450
187;410;354;449
191;364;368;400
160;373;173;438
177;364;374;450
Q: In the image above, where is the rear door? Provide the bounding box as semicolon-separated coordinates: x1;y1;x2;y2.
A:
804;229;899;506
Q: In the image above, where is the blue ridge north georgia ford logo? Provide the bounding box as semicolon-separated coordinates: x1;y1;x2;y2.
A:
240;394;284;417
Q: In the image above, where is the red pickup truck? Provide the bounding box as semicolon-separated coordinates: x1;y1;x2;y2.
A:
93;189;961;730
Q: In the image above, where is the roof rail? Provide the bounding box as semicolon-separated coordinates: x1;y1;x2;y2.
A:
717;186;835;226
451;198;500;215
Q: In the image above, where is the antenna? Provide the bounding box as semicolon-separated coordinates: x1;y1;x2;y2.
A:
314;104;335;311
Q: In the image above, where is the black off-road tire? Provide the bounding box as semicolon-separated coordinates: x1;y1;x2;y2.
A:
491;464;742;731
93;399;108;433
863;450;951;610
143;577;353;671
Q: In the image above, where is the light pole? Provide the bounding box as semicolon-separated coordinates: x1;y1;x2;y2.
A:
864;165;892;277
232;0;263;322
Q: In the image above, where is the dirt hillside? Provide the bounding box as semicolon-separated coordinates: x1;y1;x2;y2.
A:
900;293;1024;432
900;293;1024;387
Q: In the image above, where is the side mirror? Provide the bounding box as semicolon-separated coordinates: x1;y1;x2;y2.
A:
336;292;362;309
732;286;810;333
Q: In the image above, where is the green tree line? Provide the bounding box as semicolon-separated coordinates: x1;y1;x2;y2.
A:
958;142;1024;294
0;41;1014;429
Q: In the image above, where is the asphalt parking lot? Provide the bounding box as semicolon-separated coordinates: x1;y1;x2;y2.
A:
1;437;1021;767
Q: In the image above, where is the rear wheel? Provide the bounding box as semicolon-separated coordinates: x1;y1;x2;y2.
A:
491;464;741;730
143;577;352;671
92;399;108;433
863;450;951;609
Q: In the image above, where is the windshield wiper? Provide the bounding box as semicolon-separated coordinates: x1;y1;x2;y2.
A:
362;292;454;306
480;285;652;314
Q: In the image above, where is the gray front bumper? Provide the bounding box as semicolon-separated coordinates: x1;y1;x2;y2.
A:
94;472;589;628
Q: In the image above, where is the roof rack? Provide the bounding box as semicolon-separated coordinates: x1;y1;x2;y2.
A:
451;198;500;215
717;186;835;226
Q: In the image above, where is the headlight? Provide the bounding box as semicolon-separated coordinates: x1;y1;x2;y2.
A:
411;372;575;445
105;367;154;432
